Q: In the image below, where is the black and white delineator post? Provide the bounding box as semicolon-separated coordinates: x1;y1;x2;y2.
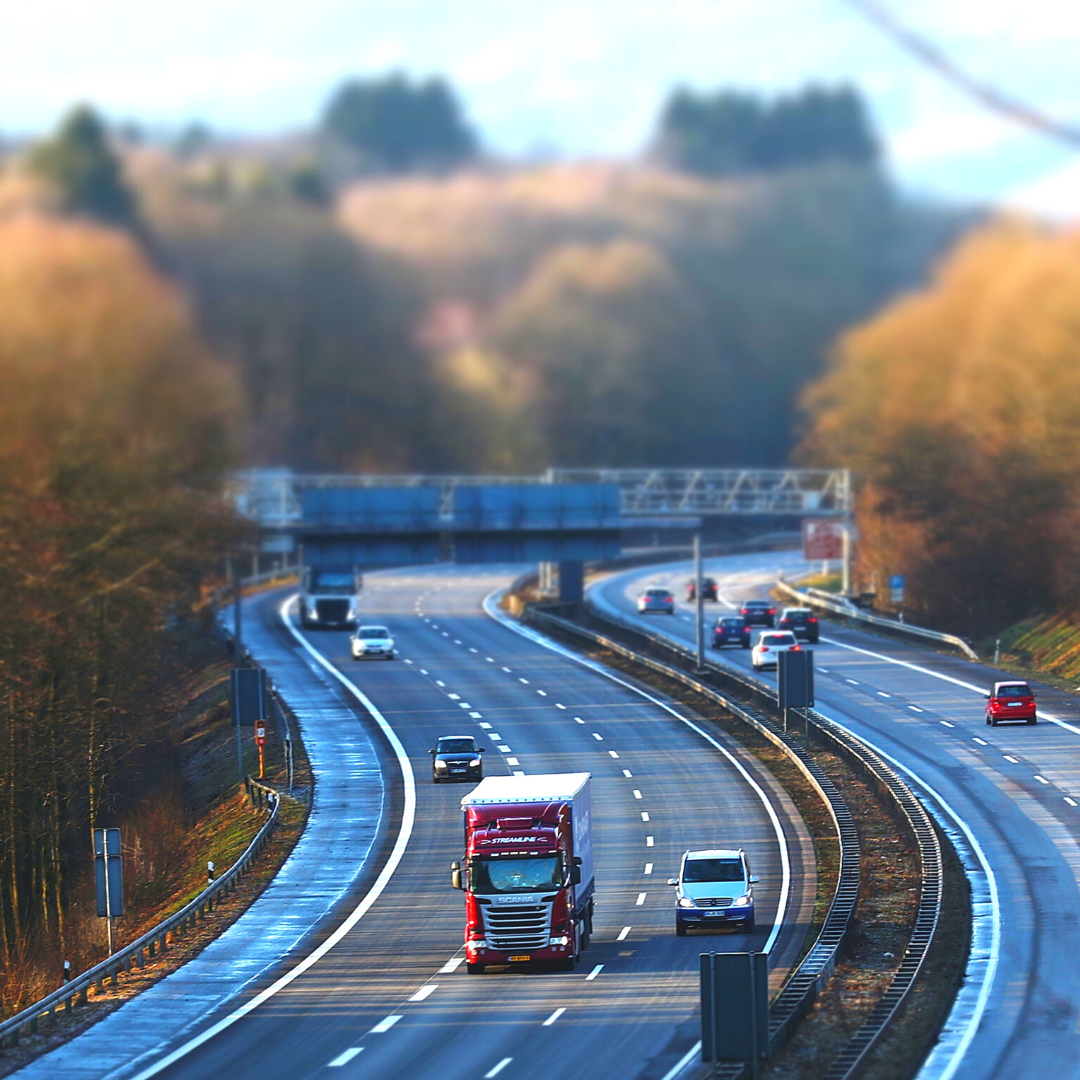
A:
93;828;123;955
778;648;815;738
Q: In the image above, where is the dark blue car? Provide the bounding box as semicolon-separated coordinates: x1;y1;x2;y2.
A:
713;616;751;649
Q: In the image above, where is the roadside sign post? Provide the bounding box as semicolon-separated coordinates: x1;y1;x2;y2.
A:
694;533;705;673
255;720;267;779
93;828;123;955
890;575;905;621
230;667;268;782
778;649;815;740
701;951;769;1074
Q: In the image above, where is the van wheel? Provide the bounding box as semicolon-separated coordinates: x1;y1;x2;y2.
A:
466;963;485;974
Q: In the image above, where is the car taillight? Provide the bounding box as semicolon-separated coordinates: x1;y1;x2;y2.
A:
808;617;818;623
768;609;775;615
792;645;802;651
760;646;769;652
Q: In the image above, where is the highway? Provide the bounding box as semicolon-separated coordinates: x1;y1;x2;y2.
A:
110;565;815;1080
593;550;1080;1080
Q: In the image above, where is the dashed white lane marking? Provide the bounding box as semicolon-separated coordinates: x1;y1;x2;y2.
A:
442;632;449;637
436;680;445;687
556;703;566;710
592;732;604;741
512;770;525;776
459;702;471;709
478;722;492;729
543;1007;566;1026
877;691;891;698
329;1048;364;1066
502;666;512;673
575;717;586;725
507;757;519;766
498;744;512;752
845;678;859;685
370;1015;402;1033
973;737;988;745
447;693;460;700
488;733;502;740
636;892;647;906
537;690;548;697
420;669;429;675
485;1058;513;1078
1004;756;1019;764
608;751;619;759
439;957;464;973
644;863;653;874
404;659;413;665
641;811;650;821
470;711;483;718
940;720;955;728
519;677;530;684
586;964;604;980
633;790;642;799
817;667;829;673
486;657;495;662
909;706;924;713
646;836;654;847
617;926;631;941
409;984;438;1002
469;647;478;653
1035;775;1049;785
454;639;462;645
1066;798;1078;807
622;769;633;778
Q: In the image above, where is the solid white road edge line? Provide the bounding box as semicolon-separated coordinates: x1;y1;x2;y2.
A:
129;594;417;1080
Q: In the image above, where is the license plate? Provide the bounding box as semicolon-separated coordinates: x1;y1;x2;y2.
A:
508;954;531;962
705;911;727;918
1007;702;1021;707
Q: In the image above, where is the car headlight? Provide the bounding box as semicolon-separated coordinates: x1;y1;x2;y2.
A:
469;758;481;767
678;897;696;909
434;760;448;770
733;894;751;907
309;608;319;620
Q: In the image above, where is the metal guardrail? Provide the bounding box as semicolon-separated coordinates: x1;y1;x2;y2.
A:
776;578;980;661
532;602;943;1080
0;785;279;1050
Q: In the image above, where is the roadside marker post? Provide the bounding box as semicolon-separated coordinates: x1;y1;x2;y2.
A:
255;720;267;779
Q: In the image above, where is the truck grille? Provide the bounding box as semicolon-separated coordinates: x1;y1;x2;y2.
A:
482;904;550;950
696;897;735;908
315;599;350;622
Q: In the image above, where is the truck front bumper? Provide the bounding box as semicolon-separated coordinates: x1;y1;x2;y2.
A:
465;942;571;965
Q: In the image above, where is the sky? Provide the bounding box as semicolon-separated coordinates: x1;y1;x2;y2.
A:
3;0;1079;213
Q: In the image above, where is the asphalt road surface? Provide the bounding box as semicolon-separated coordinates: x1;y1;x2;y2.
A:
595;550;1080;1080
131;565;814;1080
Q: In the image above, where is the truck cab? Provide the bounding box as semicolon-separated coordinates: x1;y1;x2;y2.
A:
299;565;362;629
454;774;593;974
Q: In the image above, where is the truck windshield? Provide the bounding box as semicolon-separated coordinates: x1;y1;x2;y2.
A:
471;856;564;893
312;572;354;589
683;858;744;883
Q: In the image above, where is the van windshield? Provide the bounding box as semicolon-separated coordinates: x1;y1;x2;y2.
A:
683;858;744;883
470;856;564;893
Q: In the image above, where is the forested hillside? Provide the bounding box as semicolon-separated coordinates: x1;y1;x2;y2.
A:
801;222;1080;634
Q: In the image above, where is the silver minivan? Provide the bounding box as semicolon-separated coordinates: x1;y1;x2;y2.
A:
669;848;758;936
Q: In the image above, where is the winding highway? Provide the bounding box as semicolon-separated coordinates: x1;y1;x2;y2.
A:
593;550;1080;1080
52;565;812;1080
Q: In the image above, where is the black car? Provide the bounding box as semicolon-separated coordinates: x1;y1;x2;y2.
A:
713;616;751;649
430;735;485;783
778;607;819;643
686;577;719;602
739;600;776;627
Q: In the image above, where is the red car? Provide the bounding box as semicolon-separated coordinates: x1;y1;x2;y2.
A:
985;681;1037;726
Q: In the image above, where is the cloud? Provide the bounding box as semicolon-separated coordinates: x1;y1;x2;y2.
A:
1004;157;1080;222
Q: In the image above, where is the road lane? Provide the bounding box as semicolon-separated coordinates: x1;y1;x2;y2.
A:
594;551;1080;1080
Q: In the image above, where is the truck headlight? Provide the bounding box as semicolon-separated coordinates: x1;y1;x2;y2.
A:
678;897;695;909
434;760;448;770
469;758;481;767
549;935;569;946
733;894;751;907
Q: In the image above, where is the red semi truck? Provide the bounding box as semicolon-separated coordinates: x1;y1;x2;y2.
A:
452;773;594;973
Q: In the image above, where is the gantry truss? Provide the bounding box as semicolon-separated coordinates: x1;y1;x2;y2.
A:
231;467;851;529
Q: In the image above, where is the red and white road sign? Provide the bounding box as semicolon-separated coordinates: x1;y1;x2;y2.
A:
803;519;845;561
254;721;267;747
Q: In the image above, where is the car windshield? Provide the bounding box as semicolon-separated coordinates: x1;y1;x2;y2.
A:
359;627;390;638
762;634;794;646
996;684;1032;698
784;609;811;619
683;857;744;883
646;589;669;597
719;618;743;627
470;856;564;893
437;738;476;754
743;601;768;609
312;572;354;589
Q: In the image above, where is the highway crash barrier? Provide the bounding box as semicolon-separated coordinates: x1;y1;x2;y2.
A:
525;602;944;1080
0;788;280;1053
775;578;979;661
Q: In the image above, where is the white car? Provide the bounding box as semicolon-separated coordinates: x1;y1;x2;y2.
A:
638;586;676;614
351;625;396;660
751;630;800;671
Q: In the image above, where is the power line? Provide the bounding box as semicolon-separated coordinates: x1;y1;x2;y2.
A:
840;0;1080;150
